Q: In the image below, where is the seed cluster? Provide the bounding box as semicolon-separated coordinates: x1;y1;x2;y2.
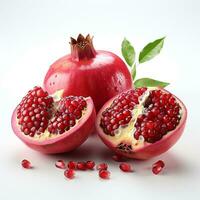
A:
17;87;87;137
100;88;147;136
134;90;181;143
100;88;181;143
17;87;53;137
48;96;86;134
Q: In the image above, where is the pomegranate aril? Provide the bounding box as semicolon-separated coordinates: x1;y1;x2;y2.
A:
119;163;133;172
96;163;108;171
21;159;32;169
67;161;77;169
86;161;95;170
77;162;87;170
112;154;126;162
55;160;66;169
64;169;75;179
132;89;181;143
152;160;165;175
99;170;110;179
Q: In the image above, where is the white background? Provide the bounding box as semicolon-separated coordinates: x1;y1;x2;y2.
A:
0;0;200;199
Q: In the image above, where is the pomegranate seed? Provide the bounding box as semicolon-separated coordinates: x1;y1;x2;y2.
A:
96;163;108;171
77;162;87;170
86;161;95;170
152;160;165;175
119;163;133;172
64;169;75;179
99;170;110;179
17;87;53;137
55;160;66;169
112;154;125;162
21;159;32;169
17;86;87;137
67;161;77;169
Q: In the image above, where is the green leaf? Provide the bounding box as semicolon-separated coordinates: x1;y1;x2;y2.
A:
131;64;136;81
139;37;165;63
134;78;169;88
121;38;135;67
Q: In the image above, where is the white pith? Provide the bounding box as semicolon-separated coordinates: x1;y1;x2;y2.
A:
103;87;182;150
17;89;88;141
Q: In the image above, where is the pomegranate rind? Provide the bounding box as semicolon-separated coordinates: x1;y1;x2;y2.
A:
43;50;132;112
96;89;187;160
12;97;96;154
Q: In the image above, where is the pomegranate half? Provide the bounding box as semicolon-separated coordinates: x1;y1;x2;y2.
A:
96;87;187;159
43;34;132;111
11;86;96;154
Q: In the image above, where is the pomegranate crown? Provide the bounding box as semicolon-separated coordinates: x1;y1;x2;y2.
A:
70;34;96;61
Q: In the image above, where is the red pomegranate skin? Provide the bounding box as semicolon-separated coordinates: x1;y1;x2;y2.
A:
11;97;96;154
43;35;132;112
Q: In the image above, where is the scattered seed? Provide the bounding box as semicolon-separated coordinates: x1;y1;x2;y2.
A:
99;170;110;179
21;159;32;169
96;163;108;171
112;154;126;162
152;160;165;175
55;160;66;169
67;161;77;169
119;163;133;172
86;161;95;170
77;162;87;170
64;169;75;179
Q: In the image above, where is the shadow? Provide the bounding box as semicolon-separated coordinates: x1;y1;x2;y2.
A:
10;135;193;177
132;151;192;176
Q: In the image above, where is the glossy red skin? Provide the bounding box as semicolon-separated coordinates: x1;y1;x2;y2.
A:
96;89;187;160
11;98;96;154
43;50;132;111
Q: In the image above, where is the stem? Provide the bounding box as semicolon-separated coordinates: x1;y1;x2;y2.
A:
70;34;97;61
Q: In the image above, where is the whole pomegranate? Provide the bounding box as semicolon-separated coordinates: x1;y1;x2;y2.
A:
96;87;187;159
11;86;96;154
43;34;132;111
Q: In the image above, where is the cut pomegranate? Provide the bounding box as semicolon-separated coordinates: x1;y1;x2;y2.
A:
152;160;165;175
96;163;108;171
119;163;133;172
77;162;87;170
43;34;132;111
67;161;77;169
86;161;95;170
96;87;187;159
11;86;96;154
21;159;32;169
64;169;75;179
99;170;110;179
55;160;66;169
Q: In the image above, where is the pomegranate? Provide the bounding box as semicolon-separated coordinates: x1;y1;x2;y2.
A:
96;87;187;159
11;86;96;154
43;34;132;111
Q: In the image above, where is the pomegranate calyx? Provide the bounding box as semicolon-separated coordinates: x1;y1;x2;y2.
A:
70;34;96;61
